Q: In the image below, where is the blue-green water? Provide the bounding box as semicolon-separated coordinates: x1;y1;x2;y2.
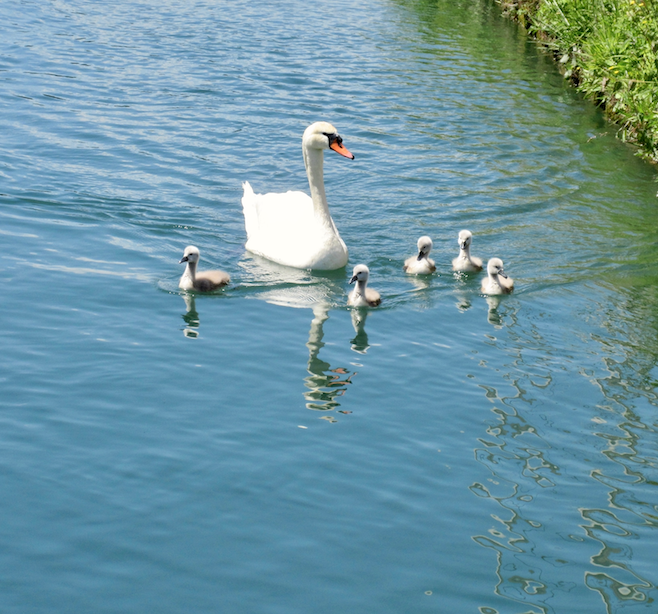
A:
2;0;658;612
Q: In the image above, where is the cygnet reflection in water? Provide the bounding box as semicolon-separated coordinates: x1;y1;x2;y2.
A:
485;295;504;327
181;294;200;338
350;308;370;354
453;288;473;313
404;274;438;311
304;304;356;414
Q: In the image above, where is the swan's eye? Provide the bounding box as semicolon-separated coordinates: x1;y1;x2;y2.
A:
323;132;341;146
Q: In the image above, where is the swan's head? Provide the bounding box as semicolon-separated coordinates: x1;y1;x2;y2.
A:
180;245;200;264
458;229;473;251
303;122;354;159
487;257;507;278
349;264;370;284
417;236;433;260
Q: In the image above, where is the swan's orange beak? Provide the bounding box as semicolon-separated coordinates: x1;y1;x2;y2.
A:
330;141;355;159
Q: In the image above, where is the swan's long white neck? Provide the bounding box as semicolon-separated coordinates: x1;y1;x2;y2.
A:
459;244;471;259
304;146;334;230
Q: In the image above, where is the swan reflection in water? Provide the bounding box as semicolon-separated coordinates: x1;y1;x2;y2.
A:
181;294;200;338
239;254;359;417
305;304;357;415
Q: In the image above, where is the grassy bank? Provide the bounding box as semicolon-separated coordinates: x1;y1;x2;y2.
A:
499;0;658;163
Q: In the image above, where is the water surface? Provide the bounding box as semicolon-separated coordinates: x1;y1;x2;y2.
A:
2;0;658;612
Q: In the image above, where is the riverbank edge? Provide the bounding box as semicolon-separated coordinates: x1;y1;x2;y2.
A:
497;0;658;165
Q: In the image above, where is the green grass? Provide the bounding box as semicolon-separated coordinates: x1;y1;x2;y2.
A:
500;0;658;163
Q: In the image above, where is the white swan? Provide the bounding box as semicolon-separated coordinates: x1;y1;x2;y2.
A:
179;245;230;292
481;258;514;295
241;122;354;270
348;264;381;307
403;236;436;275
452;230;483;272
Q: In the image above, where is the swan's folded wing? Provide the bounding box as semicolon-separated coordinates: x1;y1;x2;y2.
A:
242;184;315;244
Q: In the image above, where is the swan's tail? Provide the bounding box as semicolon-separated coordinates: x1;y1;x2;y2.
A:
241;181;258;241
242;181;254;199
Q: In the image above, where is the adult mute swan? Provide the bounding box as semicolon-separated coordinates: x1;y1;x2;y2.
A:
348;264;381;307
481;258;514;295
179;246;230;292
403;236;436;275
242;122;354;270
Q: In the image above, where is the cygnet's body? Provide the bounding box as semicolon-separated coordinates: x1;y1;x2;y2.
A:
452;230;483;272
348;264;381;307
179;245;230;292
403;236;436;275
481;258;514;295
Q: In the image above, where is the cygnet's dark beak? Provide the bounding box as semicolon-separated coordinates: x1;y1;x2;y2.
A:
179;256;189;264
460;241;467;250
349;275;358;284
499;270;508;279
417;251;425;261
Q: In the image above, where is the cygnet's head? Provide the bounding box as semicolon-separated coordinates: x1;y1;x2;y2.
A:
180;245;200;264
458;230;473;251
417;236;433;259
350;264;370;284
487;257;507;278
303;122;354;159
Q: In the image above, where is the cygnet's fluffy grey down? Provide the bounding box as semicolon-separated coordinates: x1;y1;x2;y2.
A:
179;245;230;292
452;229;483;272
348;264;381;307
403;236;436;275
481;257;514;295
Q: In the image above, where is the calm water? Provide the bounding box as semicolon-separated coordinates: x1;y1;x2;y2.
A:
2;0;658;612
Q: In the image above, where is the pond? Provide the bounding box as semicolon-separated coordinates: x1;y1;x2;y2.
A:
1;0;658;612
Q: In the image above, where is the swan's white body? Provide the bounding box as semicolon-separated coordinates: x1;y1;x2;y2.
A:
348;264;381;307
452;230;483;272
404;236;436;275
242;122;354;270
481;258;514;295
